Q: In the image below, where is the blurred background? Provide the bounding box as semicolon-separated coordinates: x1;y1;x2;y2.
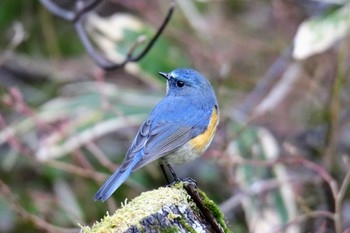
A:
1;0;350;232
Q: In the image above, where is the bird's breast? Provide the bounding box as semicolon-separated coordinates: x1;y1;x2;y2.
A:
189;107;218;154
164;107;218;164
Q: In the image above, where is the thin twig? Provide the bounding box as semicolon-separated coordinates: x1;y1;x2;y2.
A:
93;2;175;70
46;160;107;181
0;113;34;156
337;164;350;205
39;0;75;21
219;175;321;214
272;210;335;233
125;3;175;62
86;142;117;172
334;166;350;233
234;156;338;198
231;155;346;232
126;35;148;59
39;0;103;22
73;0;102;23
74;19;114;68
39;0;175;70
300;158;338;200
73;148;95;170
9;87;54;132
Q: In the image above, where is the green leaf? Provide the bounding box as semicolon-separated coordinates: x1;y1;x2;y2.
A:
293;5;350;60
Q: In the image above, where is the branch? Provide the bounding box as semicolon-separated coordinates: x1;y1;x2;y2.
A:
272;210;335;233
86;2;175;70
334;163;350;233
39;0;175;71
39;0;75;21
73;0;102;23
81;183;229;232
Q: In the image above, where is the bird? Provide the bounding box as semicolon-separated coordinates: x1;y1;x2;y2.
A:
94;68;219;202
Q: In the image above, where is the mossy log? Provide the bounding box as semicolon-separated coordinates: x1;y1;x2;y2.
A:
81;182;230;233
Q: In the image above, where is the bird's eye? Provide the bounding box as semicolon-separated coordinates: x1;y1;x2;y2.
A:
176;81;185;88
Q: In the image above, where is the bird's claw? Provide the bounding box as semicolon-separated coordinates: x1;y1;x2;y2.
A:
166;177;197;187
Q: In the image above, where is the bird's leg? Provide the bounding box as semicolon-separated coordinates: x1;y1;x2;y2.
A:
165;161;178;181
160;160;179;184
165;162;197;185
160;160;197;187
159;162;171;184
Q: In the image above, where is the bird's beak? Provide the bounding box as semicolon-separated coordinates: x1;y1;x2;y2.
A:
158;72;170;80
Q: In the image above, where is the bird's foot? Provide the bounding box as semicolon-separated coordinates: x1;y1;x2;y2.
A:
166;177;197;187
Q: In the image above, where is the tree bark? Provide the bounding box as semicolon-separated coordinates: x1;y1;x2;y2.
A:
81;182;230;233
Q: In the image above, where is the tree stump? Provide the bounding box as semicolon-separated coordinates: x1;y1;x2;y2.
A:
80;182;230;233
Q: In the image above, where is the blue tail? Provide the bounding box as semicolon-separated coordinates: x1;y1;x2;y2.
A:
94;153;142;202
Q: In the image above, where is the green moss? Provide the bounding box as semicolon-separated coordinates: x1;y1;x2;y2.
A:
179;218;197;233
80;183;230;233
145;224;180;233
80;187;191;233
173;181;231;232
173;181;185;189
137;225;145;233
161;226;180;233
197;189;231;233
167;210;181;221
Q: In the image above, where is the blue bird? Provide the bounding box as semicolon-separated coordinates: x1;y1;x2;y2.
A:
94;68;219;202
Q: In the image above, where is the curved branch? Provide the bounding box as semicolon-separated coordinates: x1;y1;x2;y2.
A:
73;0;103;23
39;0;75;21
95;2;176;71
40;0;176;71
74;19;117;68
127;2;175;62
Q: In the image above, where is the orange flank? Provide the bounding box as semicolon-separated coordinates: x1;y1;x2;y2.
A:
189;107;218;153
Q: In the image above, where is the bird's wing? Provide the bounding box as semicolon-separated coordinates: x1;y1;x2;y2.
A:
127;111;213;171
131;122;198;171
94;120;199;202
134;123;194;171
94;106;215;201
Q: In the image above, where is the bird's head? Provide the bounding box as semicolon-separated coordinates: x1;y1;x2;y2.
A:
158;68;215;100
